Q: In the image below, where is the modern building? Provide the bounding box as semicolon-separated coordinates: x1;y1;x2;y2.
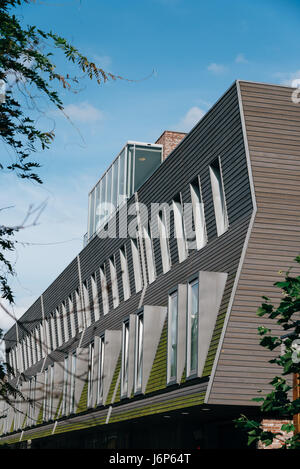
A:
1;80;300;449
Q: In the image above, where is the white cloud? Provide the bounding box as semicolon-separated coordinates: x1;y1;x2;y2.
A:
274;70;300;87
235;53;248;64
62;102;104;123
207;62;227;74
175;106;205;132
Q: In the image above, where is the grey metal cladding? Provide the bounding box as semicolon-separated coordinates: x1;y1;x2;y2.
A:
5;81;253;369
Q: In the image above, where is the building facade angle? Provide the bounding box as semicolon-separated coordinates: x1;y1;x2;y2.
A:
1;80;300;449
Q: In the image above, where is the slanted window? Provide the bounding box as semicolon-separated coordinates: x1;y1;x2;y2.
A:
134;312;144;393
56;307;63;347
43;367;49;422
100;265;109;315
91;273;100;322
69;352;76;414
35;327;41;362
167;290;178;383
83;280;91;327
97;336;105;405
28;376;36;426
158;210;171;273
48;365;54;421
75;288;84;332
190;176;207;250
143;223;156;284
68;294;76;338
87;342;94;408
62;355;69;416
121;320;130;397
21;340;26;372
173;193;188;262
131;238;143;292
39;323;45;358
209;157;229;236
62;301;69;342
187;278;199;377
109;256;119;308
50;313;57;351
120;246;131;301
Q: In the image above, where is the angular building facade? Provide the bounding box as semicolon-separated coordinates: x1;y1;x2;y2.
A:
1;81;299;449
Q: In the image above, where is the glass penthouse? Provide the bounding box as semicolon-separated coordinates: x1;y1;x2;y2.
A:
87;141;162;242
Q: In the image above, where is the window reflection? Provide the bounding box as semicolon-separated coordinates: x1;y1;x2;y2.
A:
87;143;162;242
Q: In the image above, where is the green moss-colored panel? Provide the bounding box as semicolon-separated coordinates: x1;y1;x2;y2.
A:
36;404;43;426
115;380;121;403
0;435;20;445
76;380;88;414
145;320;167;394
54;414;107;436
105;353;121;406
109;392;205;424
202;301;229;377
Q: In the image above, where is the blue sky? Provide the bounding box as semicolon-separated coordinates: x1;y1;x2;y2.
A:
1;0;300;331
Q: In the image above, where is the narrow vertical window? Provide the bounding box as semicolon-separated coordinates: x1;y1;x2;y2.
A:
134;313;143;393
87;342;94;408
100;265;109;315
83;280;91;327
167;291;178;383
209;157;229;236
121;320;130;397
109;256;119;308
91;273;100;322
187;278;199;377
27;337;32;369
43;367;48;422
56;307;63;347
35;328;41;362
69;352;76;414
28;376;36;425
48;364;54;420
143;223;156;284
32;331;37;365
173;193;188;263
62;355;69;416
158;210;171;273
50;313;56;351
68;294;76;338
120;246;131;301
97;337;105;404
62;301;69;342
75;288;84;332
21;340;27;372
190;177;207;250
131;238;143;292
40;323;45;358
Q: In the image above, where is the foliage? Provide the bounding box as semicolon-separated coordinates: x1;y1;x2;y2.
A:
0;0;119;411
235;256;300;449
0;0;119;304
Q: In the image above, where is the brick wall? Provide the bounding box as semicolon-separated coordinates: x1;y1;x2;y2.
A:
258;419;293;449
155;130;186;160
